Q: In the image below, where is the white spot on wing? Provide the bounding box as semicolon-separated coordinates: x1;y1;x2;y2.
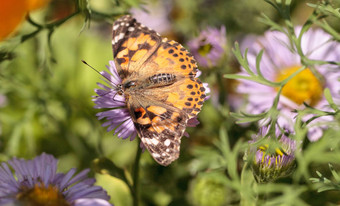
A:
113;33;125;44
113;24;119;31
145;138;151;145
113;36;118;43
118;33;125;40
164;139;171;146
150;138;159;145
152;153;160;158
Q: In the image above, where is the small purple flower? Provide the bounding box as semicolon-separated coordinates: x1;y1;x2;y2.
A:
0;153;112;206
249;127;297;183
93;61;210;144
237;27;340;141
93;61;137;141
188;26;227;68
130;1;173;35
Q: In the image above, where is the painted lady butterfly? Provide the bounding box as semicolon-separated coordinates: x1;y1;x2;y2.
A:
111;15;206;166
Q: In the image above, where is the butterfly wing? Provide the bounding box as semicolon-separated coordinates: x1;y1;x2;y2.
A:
112;15;162;79
112;15;206;166
143;39;206;119
128;78;205;166
128;104;187;166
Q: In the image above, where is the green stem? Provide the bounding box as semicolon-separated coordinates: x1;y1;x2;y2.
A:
240;162;256;206
132;141;142;206
216;70;226;105
22;10;81;43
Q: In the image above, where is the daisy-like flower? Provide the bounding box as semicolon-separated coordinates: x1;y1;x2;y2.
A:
237;27;340;141
188;26;227;68
248;127;297;183
93;61;137;141
93;61;210;143
0;153;112;206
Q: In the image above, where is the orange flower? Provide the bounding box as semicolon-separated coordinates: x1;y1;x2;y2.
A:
0;0;50;41
27;0;50;11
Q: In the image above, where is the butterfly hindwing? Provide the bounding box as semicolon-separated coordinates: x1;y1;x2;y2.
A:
129;104;187;166
150;77;206;119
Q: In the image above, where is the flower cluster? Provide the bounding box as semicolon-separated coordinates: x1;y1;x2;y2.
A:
237;27;340;141
0;153;112;206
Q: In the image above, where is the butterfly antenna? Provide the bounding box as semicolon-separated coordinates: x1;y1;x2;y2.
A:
81;60;117;87
81;60;103;75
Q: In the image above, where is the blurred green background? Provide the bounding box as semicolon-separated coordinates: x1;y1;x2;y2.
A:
1;0;340;205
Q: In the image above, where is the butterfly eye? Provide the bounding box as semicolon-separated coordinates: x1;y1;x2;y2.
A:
124;81;137;89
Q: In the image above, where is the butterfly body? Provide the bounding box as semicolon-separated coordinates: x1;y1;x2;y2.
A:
112;15;206;166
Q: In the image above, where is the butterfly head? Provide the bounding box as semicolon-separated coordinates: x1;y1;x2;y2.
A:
123;80;137;90
115;84;124;96
116;80;138;94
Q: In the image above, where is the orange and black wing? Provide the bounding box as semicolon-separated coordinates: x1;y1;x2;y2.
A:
111;15;206;166
129;104;187;166
112;15;162;79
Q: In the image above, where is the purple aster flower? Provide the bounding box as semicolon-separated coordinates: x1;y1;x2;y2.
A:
93;61;138;141
249;127;297;183
0;153;112;206
188;26;227;68
237;27;340;141
130;1;173;35
93;61;210;146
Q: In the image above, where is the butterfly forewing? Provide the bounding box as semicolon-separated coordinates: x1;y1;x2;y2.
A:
112;15;162;78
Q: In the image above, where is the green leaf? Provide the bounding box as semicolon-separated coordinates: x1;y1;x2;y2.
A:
324;88;339;112
92;157;131;188
255;50;264;78
329;164;340;182
230;112;268;123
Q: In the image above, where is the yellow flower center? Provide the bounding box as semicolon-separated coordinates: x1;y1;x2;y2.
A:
258;144;285;156
257;144;287;167
198;42;212;56
276;66;323;106
17;184;70;206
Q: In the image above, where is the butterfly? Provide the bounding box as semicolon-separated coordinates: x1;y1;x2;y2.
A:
110;15;206;166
